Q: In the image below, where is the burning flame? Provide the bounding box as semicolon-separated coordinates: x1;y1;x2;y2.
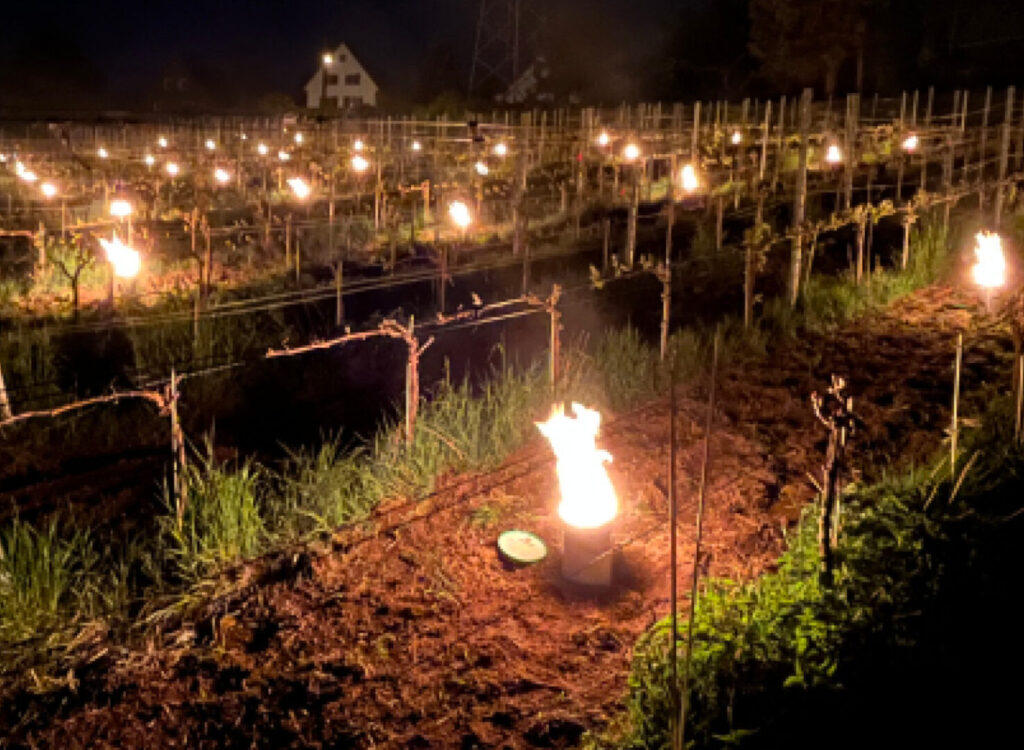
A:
109;199;133;218
99;236;141;278
971;232;1006;289
825;144;843;165
537;403;618;529
902;134;919;152
731;130;742;145
287;177;311;199
680;163;699;193
448;200;471;229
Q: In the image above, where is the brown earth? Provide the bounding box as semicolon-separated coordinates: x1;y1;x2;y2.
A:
2;283;1013;749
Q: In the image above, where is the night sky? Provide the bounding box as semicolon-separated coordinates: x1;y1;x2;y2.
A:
4;1;1022;111
2;0;680;107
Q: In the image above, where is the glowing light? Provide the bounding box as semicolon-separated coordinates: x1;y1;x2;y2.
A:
144;154;155;167
165;161;180;176
109;199;133;218
40;182;58;198
825;144;843;165
536;403;618;529
0;154;7;163
623;143;640;161
971;232;1006;289
19;169;38;183
731;130;742;145
214;167;231;184
240;133;248;141
351;154;369;172
97;147;109;159
257;142;269;156
294;132;304;144
205;139;216;151
474;161;489;176
157;136;168;148
448;200;471;230
322;53;334;65
287;177;311;199
493;142;508;157
411;140;422;151
902;133;919;152
596;131;610;147
99;235;141;278
278;150;290;162
14;161;25;175
680;163;699;193
353;139;365;151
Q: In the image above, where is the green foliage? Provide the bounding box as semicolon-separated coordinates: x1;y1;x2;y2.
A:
164;446;265;577
0;517;97;642
591;328;659;410
618;400;1024;749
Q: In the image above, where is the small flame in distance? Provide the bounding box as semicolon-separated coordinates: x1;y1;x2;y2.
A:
99;236;141;278
680;164;699;193
972;232;1006;289
536;403;618;529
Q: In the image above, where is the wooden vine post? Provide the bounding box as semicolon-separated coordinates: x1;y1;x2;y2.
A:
602;217;611;275
334;260;345;327
843;94;859;210
402;316;433;447
901;208;917;270
626;174;639;267
790;88;812;306
854;208;867;284
521;216;532;293
744;191;768;329
547;285;562;390
978;85;992;208
266;317;433;449
951;332;963;481
994;86;1015;228
0;360;13;421
202;218;212;300
285;213;293;270
168;369;188;530
658;263;671;362
811;375;855;586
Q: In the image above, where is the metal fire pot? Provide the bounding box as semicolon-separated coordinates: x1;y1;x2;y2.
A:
562;522;614;587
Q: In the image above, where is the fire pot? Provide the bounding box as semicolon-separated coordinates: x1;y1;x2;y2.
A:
562;522;614;587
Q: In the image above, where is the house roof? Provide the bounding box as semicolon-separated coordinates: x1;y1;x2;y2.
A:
304;42;379;92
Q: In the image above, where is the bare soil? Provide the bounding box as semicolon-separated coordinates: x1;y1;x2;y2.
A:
1;283;1012;749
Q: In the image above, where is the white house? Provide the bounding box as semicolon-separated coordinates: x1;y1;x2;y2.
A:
305;43;379;110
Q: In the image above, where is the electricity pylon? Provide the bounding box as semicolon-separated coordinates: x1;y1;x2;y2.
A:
468;0;543;98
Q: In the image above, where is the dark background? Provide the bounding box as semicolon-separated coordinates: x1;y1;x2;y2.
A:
1;1;1023;113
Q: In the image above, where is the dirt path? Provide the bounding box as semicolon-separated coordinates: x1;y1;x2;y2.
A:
3;284;1012;749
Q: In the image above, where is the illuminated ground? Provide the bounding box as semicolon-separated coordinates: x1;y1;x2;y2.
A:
6;283;1012;748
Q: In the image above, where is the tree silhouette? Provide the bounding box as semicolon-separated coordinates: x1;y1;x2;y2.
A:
748;0;869;96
